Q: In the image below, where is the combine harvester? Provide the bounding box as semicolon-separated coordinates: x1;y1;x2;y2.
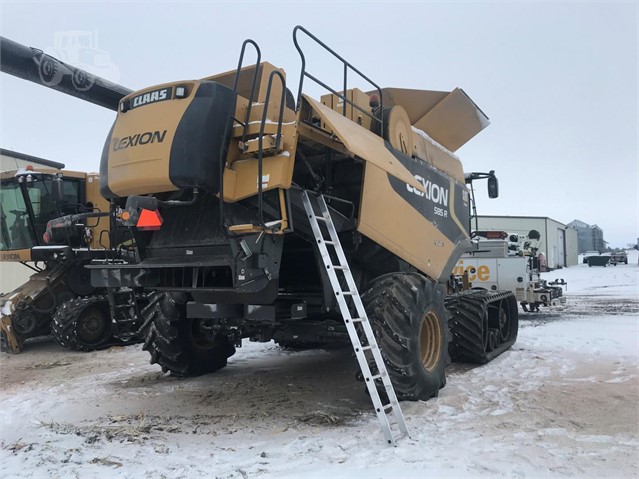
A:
0;166;147;352
48;26;516;444
4;27;520;444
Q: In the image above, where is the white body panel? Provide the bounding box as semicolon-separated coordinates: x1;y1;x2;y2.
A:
454;256;528;301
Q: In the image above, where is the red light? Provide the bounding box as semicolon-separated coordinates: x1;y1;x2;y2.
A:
43;232;51;244
136;208;163;231
26;165;34;171
369;94;380;108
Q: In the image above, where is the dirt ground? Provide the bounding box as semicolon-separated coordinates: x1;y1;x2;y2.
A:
0;263;637;478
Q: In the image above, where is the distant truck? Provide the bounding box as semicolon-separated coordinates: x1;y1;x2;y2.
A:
609;251;628;265
455;232;567;313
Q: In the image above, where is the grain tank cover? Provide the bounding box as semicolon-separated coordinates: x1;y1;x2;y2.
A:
101;80;236;199
372;87;489;152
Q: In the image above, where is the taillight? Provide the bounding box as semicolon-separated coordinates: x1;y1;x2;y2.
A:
136;208;163;231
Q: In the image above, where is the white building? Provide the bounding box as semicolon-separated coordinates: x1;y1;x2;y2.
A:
476;215;578;269
1;148;64;172
1;149;65;294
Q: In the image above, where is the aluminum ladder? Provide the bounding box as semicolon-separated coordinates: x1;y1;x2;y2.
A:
300;190;409;445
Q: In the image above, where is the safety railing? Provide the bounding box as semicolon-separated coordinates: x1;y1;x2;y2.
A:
292;25;384;139
256;70;286;227
220;39;262;232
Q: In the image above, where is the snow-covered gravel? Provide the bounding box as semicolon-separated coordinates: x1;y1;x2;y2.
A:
1;251;637;478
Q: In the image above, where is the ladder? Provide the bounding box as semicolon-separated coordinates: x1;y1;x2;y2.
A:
108;287;145;341
300;190;409;445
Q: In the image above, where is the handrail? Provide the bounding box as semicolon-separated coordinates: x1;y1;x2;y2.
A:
221;39;262;233
257;69;286;227
292;25;384;138
232;40;262;149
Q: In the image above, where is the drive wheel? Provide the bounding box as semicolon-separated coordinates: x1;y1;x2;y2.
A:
361;272;450;401
52;296;113;351
141;292;235;377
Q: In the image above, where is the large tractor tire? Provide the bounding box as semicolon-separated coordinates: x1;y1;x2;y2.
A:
141;292;235;377
52;296;113;351
446;290;519;364
361;272;450;401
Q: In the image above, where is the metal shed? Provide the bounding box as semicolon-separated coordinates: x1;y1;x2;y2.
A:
476;215;578;269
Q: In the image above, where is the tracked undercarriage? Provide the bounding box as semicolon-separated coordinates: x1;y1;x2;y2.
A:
446;290;519;364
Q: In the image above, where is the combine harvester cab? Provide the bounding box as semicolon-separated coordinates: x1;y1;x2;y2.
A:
89;26;519;444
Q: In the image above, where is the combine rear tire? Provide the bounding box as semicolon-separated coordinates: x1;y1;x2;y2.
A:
446;290;519;364
141;292;235;377
362;273;450;401
52;296;113;351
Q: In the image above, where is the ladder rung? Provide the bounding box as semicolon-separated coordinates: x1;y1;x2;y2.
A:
360;345;374;351
315;216;327;222
323;240;337;245
342;291;357;296
332;265;348;271
350;318;366;323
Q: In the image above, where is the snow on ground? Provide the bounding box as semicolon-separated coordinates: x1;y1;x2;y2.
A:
1;252;637;478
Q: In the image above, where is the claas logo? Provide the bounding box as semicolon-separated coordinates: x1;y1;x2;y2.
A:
453;260;491;282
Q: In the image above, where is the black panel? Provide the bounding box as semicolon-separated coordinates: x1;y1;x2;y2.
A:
147;194;226;250
384;142;470;244
169;81;236;194
100;122;117;200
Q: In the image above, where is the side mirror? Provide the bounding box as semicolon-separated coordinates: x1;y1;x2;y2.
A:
487;175;499;199
52;176;64;203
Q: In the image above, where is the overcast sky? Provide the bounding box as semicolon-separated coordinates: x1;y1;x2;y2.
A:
1;1;637;247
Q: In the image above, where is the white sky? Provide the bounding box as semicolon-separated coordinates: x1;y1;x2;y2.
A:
0;1;637;247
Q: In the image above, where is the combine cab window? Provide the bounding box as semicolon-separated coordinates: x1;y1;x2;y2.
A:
0;176;81;252
0;180;31;250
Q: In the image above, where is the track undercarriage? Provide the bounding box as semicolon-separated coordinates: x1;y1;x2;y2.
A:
445;289;519;364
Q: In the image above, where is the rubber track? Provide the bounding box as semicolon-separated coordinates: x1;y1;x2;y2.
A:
51;295;112;351
446;289;518;364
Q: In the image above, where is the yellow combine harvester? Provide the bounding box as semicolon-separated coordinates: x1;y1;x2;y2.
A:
26;26;518;444
2;25;523;444
0;166;144;352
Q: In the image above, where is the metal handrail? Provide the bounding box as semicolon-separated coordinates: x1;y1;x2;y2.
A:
232;40;262;148
292;25;384;138
220;39;262;232
257;70;286;227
